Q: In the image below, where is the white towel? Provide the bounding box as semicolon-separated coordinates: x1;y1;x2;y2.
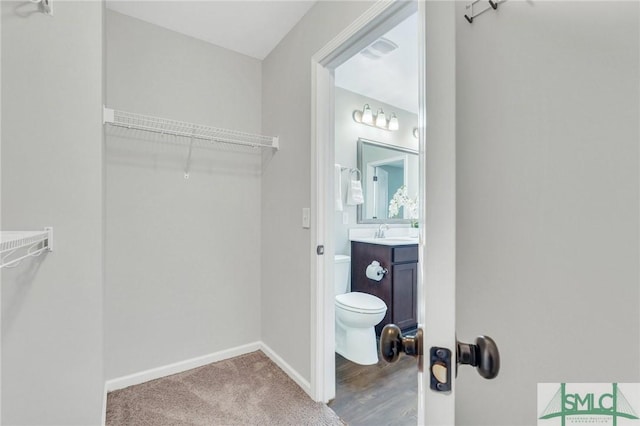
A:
347;179;364;205
335;164;343;211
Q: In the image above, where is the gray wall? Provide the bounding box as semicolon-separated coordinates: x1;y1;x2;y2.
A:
1;2;104;424
455;2;640;424
105;11;263;379
334;87;418;254
261;1;375;384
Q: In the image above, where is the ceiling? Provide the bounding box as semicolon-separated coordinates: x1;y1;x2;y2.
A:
106;1;417;114
106;1;317;60
335;12;418;114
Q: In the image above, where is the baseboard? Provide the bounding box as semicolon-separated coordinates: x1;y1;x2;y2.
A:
101;340;311;422
104;341;261;393
259;342;312;397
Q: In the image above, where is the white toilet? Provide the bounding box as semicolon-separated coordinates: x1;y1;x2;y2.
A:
334;254;387;365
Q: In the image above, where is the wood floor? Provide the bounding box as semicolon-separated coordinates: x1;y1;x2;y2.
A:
329;352;417;426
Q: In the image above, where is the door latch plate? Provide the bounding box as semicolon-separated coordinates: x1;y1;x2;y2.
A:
430;347;451;392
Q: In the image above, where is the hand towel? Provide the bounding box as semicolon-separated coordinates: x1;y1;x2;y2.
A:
347;179;364;205
335;164;344;211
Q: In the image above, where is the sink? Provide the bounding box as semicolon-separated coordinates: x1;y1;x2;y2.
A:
350;236;419;246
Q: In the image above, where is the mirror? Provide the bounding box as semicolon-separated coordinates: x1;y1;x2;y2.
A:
357;138;419;224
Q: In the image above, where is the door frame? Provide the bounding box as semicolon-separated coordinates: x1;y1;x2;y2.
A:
309;1;457;424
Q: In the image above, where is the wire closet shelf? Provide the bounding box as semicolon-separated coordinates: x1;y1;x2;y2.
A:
103;107;279;150
0;228;53;269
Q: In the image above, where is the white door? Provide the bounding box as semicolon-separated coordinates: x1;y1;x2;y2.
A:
312;2;498;425
417;1;457;424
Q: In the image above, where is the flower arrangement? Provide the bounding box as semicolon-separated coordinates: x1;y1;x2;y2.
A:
388;185;418;225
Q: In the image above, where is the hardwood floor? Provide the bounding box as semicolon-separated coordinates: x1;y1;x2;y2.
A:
328;352;418;426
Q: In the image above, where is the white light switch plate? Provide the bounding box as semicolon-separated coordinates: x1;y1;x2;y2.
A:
343;212;349;225
302;208;310;229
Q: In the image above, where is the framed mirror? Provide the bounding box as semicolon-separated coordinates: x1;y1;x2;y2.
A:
357;138;419;224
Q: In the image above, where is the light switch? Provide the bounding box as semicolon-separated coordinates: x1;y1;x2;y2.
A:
342;212;349;225
302;208;310;229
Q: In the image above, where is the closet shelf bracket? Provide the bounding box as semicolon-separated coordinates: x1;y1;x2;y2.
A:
0;227;53;269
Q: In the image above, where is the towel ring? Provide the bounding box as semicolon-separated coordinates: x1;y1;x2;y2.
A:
350;168;361;181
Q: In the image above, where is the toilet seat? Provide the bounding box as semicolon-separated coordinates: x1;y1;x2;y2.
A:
335;292;386;314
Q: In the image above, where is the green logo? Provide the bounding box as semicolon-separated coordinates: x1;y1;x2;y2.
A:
539;383;639;426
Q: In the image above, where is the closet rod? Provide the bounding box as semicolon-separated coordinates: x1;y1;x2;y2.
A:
103;107;279;150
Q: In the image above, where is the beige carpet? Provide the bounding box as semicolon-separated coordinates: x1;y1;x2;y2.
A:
106;351;344;426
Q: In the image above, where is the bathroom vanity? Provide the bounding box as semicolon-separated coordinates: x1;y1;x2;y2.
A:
350;239;418;335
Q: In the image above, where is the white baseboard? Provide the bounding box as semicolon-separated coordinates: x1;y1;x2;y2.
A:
104;341;261;393
101;341;311;423
259;342;312;397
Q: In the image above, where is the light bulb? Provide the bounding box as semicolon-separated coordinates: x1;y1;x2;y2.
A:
375;109;386;128
362;104;373;125
388;113;399;131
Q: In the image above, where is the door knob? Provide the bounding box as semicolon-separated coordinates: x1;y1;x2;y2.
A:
380;324;423;369
456;335;500;379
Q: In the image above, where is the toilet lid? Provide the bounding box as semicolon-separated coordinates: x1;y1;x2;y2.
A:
336;292;387;313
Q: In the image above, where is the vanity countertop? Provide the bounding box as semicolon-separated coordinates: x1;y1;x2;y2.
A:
349;227;419;246
350;236;419;246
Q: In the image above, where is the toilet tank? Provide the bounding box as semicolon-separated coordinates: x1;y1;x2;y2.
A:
334;255;351;295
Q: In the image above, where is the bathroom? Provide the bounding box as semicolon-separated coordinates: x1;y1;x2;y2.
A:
1;1;639;425
328;9;421;424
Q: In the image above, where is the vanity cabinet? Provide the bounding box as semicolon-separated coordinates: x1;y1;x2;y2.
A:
350;241;418;335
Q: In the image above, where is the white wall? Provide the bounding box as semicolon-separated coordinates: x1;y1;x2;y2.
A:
105;11;263;379
261;0;375;384
455;2;640;424
1;2;104;424
334;87;418;255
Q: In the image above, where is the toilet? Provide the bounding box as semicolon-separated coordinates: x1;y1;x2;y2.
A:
334;254;387;365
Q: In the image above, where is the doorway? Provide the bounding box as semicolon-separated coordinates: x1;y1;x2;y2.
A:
313;3;420;424
311;2;457;424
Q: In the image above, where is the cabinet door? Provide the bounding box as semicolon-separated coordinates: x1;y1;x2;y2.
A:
351;242;394;335
392;262;417;330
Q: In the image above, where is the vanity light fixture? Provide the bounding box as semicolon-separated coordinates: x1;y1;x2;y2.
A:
388;113;399;131
361;104;373;125
353;104;399;132
375;109;386;128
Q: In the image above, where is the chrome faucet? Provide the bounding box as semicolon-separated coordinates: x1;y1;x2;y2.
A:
375;224;389;238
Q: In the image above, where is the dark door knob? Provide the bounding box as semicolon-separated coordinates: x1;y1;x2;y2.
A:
457;335;500;379
380;324;423;366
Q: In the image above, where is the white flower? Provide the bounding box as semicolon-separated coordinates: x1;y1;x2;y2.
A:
388;185;418;219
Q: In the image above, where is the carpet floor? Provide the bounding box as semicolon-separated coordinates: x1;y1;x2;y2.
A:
106;351;344;426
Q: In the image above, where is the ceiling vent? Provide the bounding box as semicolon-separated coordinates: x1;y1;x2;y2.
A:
359;37;398;60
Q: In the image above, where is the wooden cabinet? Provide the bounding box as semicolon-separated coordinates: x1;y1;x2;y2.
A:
350;241;418;335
